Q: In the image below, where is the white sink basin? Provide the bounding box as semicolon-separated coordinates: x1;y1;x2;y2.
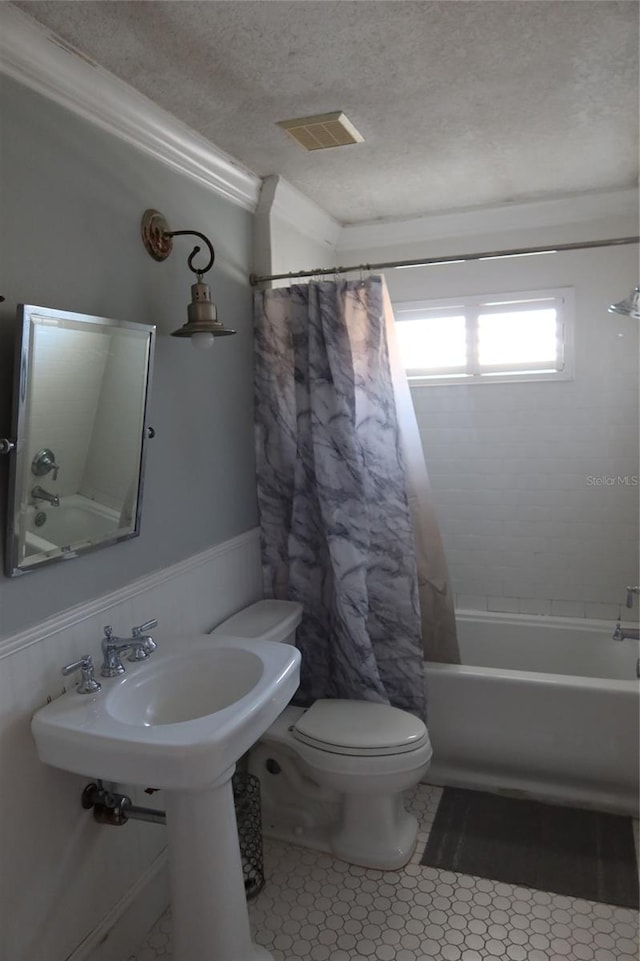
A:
32;634;301;790
109;646;265;726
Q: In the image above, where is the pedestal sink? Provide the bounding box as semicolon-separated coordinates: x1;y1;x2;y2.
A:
32;634;301;961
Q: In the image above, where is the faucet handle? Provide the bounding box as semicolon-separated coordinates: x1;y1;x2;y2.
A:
129;618;158;660
132;619;158;636
62;654;102;694
31;448;60;480
625;586;640;608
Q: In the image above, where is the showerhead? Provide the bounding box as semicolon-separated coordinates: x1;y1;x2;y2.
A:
609;286;640;320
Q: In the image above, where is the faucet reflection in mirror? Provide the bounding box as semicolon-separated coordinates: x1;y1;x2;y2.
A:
141;208;236;350
3;304;155;575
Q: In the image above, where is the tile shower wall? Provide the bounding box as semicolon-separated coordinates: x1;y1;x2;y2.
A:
0;529;262;961
411;378;639;619
338;202;640;619
82;331;150;511
27;325;110;498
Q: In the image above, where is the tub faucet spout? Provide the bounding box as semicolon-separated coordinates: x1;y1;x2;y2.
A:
31;485;60;507
613;620;640;642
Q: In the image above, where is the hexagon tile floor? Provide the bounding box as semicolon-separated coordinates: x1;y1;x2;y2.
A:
128;784;639;961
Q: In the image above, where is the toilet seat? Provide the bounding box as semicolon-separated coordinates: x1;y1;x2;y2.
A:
293;698;429;756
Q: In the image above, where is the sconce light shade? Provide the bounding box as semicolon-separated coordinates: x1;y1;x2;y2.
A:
171;280;236;349
141;209;236;349
609;286;640;320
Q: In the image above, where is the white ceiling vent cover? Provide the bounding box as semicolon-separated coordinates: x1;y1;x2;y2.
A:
276;112;364;150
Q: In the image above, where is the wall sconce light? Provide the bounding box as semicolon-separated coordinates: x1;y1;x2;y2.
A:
609;286;640;321
141;209;236;349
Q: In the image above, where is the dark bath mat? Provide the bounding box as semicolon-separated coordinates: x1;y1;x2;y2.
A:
421;787;639;908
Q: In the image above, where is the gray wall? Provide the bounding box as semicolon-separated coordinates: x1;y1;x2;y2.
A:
0;76;258;640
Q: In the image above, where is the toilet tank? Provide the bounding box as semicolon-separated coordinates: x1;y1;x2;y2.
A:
210;599;303;646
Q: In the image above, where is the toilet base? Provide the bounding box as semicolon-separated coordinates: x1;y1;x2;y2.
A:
331;792;419;870
249;738;341;854
262;809;335;855
249;735;422;870
260;790;419;870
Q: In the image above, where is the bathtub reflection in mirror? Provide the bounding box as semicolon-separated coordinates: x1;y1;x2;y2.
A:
5;304;155;576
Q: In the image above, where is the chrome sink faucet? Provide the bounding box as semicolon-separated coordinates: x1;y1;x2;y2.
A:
32;485;60;507
100;619;158;677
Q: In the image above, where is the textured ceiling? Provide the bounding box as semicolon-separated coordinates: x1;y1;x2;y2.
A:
12;0;640;225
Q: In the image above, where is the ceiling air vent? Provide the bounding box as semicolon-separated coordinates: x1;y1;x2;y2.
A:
276;112;364;151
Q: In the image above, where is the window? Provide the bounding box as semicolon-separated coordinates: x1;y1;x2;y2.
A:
394;288;574;386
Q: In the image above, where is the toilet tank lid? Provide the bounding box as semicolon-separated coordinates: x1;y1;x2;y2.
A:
211;599;303;642
294;699;428;752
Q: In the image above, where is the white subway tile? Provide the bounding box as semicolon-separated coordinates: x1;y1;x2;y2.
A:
584;602;627;621
518;597;552;615
550;599;586;618
486;596;519;613
455;594;488;611
413;372;637;615
453;576;504;596
499;577;561;599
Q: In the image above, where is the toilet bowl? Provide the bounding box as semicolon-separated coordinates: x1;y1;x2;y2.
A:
211;600;432;870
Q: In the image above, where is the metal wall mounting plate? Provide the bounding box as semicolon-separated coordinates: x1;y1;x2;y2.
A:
141;209;173;262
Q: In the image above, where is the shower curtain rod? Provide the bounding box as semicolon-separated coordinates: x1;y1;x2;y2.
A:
249;235;639;286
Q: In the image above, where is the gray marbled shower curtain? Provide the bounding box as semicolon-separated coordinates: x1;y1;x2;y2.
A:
253;276;427;718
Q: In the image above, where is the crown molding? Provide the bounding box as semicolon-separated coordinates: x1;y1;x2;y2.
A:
259;175;342;249
0;4;261;211
338;188;640;251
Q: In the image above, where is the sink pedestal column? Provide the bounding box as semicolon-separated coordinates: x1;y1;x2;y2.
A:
164;770;272;961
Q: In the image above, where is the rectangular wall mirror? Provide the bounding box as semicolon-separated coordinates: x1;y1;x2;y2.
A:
5;304;156;576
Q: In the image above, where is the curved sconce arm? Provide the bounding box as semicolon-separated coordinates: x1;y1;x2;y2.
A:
140;209;235;348
141;210;216;275
163;229;215;279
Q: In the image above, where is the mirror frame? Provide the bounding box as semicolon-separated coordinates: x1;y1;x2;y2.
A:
5;304;156;576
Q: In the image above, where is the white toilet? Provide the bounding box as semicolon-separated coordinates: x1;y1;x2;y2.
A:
211;599;432;870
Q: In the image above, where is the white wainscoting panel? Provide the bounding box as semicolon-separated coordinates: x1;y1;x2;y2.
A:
0;528;262;961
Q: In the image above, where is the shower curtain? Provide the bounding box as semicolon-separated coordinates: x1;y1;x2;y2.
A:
253;275;457;720
381;281;460;666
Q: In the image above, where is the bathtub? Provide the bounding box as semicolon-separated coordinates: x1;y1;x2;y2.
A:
424;611;640;816
23;494;120;555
